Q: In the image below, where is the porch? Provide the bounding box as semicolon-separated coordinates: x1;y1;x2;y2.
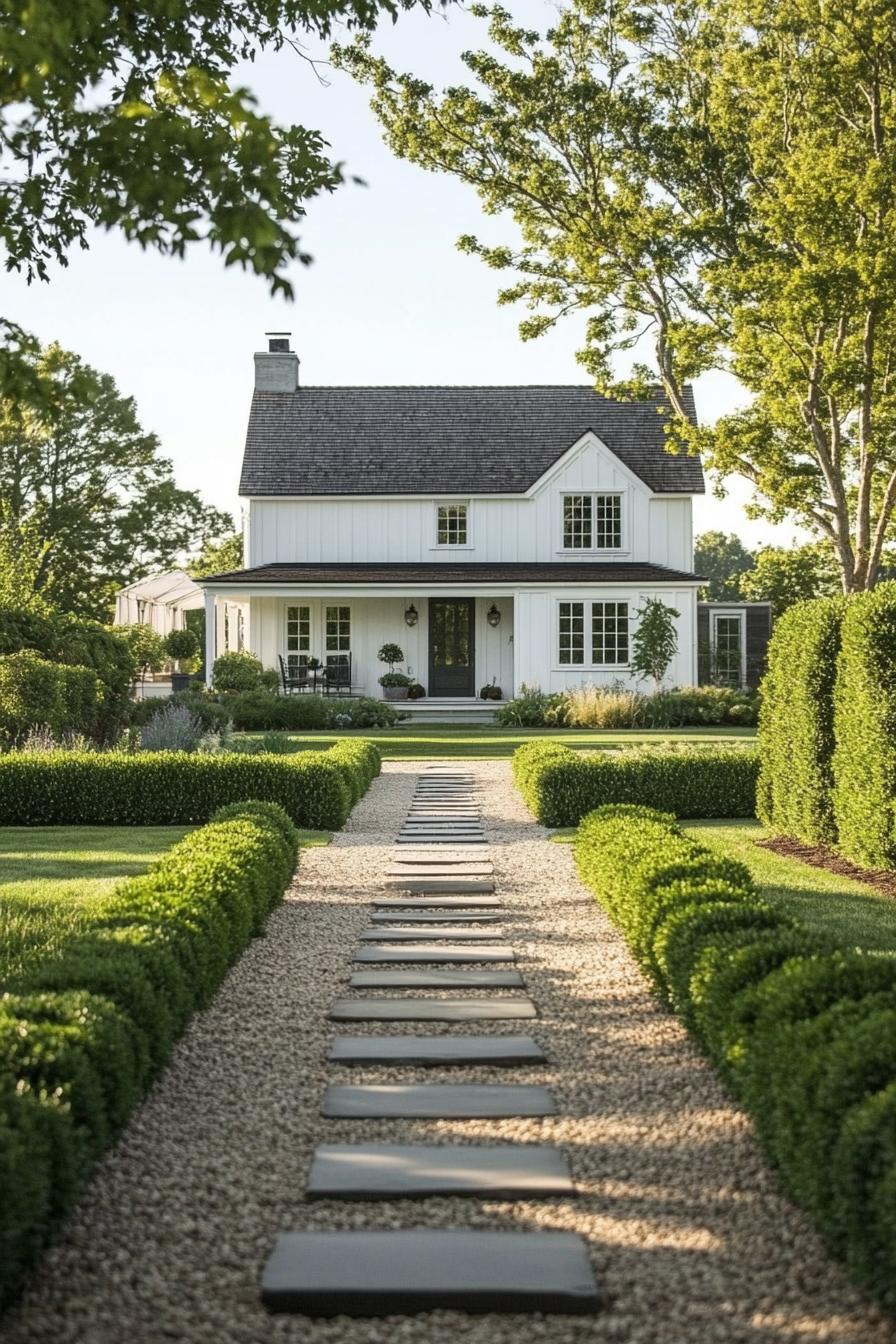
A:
201;587;515;704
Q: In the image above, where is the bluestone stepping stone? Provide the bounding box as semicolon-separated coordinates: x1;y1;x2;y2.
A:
322;1084;556;1118
327;1034;542;1064
381;870;494;881
261;1229;600;1317
382;879;496;893
306;1143;572;1199
369;911;503;924
388;855;491;865
397;836;487;845
359;927;504;941
349;968;525;988
329;996;535;1020
374;896;501;909
353;945;515;964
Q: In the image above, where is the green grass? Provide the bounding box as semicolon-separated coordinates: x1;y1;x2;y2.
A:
0;824;331;982
235;724;756;760
686;820;896;953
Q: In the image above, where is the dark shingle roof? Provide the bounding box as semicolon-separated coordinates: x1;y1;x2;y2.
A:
199;562;703;586
239;386;704;497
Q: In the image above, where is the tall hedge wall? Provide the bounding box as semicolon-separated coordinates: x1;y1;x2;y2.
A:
756;596;844;845
512;740;759;826
0;801;300;1305
574;804;896;1310
0;742;381;829
832;584;896;868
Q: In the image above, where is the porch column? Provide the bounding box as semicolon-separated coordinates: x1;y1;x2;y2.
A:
204;589;216;686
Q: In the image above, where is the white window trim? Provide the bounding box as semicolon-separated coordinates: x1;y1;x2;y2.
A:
324;602;352;659
711;608;746;687
284;602;312;667
555;489;630;556
553;597;632;670
433;500;473;550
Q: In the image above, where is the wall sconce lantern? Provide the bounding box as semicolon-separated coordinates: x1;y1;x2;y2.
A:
404;603;419;628
486;603;502;628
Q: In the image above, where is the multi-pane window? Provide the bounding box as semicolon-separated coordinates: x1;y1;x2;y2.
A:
325;605;351;653
592;601;629;664
562;495;592;549
562;493;622;549
594;495;622;548
558;600;630;665
713;614;743;688
285;604;310;670
558;601;585;664
437;504;468;546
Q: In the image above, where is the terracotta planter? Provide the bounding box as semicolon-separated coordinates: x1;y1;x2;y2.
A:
383;685;410;701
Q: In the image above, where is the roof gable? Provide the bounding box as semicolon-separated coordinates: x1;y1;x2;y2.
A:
239;385;704;498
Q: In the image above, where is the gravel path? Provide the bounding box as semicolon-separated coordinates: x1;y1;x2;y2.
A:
4;760;894;1343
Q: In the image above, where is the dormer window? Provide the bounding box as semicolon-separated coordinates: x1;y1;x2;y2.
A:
436;503;469;546
562;492;622;550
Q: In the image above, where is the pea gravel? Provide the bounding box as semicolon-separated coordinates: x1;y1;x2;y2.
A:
4;760;894;1343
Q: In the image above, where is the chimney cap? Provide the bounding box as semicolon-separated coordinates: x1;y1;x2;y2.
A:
265;330;292;353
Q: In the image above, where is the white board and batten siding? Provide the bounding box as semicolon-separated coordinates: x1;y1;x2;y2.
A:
246;433;693;572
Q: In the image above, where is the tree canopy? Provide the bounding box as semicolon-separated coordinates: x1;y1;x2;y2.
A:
189;532;244;578
0;342;231;619
340;0;896;591
694;531;755;602
740;545;840;616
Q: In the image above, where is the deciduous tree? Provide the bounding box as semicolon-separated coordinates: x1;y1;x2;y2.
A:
340;0;896;591
694;531;755;601
0;343;231;618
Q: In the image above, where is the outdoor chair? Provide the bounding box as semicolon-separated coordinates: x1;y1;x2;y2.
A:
322;654;352;696
278;655;309;695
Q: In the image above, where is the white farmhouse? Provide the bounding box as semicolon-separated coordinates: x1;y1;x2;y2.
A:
198;335;706;702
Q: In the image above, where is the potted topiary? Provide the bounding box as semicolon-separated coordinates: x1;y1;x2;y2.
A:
377;642;412;701
165;628;200;694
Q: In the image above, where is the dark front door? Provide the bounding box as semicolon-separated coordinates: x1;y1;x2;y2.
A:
428;599;475;697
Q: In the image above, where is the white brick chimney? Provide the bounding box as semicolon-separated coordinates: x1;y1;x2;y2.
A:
254;332;299;392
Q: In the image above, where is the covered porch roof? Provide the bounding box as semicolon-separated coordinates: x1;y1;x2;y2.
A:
197;561;703;596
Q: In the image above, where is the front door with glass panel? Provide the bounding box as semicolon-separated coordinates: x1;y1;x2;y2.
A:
428;599;475;697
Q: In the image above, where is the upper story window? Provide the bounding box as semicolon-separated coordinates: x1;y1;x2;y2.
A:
562;492;623;550
436;503;468;546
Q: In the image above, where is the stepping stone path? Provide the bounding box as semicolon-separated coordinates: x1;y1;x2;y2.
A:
260;767;601;1317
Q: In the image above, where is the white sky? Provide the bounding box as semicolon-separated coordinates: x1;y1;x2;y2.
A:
3;0;799;549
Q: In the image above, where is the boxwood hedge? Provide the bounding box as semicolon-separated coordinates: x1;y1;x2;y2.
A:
756;596;844;845
0;801;300;1305
574;805;896;1310
512;740;759;825
832;584;896;868
0;741;381;829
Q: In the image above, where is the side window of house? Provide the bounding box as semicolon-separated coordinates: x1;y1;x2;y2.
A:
713;613;744;687
286;604;310;670
325;605;351;665
436;503;468;546
558;600;630;665
562;493;622;549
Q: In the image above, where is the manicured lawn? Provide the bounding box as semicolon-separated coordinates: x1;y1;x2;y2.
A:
686;820;896;953
235;724;756;760
0;824;331;982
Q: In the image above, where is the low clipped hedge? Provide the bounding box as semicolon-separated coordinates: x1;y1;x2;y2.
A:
757;596;844;846
832;584;896;868
0;741;381;829
0;801;300;1306
574;805;896;1311
512;740;758;826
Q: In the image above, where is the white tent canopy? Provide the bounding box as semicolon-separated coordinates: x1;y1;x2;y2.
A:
115;570;204;637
